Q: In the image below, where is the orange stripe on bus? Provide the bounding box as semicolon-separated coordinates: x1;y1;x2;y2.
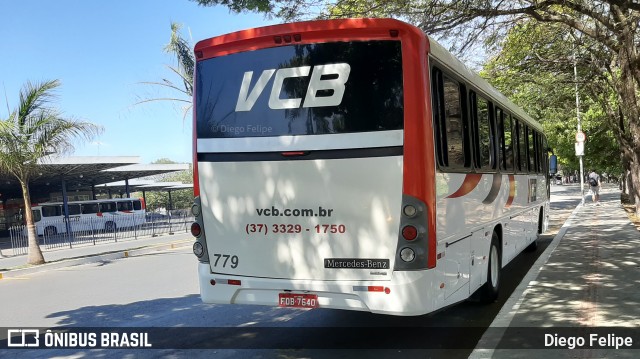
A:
446;174;482;199
505;175;516;207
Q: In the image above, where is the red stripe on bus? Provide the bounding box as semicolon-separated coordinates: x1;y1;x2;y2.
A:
446;174;483;199
402;28;436;269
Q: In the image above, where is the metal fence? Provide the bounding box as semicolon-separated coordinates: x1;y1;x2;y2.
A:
8;210;194;256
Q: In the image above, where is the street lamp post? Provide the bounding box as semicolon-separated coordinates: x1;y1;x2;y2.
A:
574;47;585;205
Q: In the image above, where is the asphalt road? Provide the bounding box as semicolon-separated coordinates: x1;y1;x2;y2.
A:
0;184;582;359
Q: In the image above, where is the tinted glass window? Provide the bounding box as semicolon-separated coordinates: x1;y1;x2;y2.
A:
118;201;133;211
443;78;466;168
67;204;81;215
496;107;504;170
528;127;535;172
32;210;42;222
82;203;100;214
476;95;492;170
133;200;142;211
503;113;514;172
516;120;527;173
42;205;61;217
101;203;117;213
196;41;403;138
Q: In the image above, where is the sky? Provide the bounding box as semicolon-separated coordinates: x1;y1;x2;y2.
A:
0;0;275;164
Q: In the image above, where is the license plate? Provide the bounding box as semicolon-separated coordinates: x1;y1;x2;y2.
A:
278;293;319;308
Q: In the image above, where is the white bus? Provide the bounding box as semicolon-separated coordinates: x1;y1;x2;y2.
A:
189;18;556;316
31;198;146;236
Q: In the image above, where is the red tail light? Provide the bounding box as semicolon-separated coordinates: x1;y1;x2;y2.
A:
191;222;202;237
402;225;418;241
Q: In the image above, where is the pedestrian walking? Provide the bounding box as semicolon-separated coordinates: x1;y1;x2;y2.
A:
588;169;601;205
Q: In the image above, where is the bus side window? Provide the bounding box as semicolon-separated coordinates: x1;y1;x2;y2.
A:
81;203;100;214
473;93;493;171
527;126;535;173
42;205;61;218
32;209;42;222
432;68;468;169
542;135;549;174
516;119;528;173
101;202;117;213
536;132;543;174
133;200;142;211
503;113;515;172
443;77;466;169
117;201;133;211
67;204;81;216
496;107;505;171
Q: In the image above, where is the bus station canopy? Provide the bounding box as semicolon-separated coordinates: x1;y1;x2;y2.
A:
0;156;190;202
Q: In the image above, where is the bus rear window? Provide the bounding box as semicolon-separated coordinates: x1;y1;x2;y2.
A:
196;41;404;138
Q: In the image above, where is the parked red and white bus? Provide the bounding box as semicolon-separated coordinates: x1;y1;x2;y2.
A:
190;18;555;316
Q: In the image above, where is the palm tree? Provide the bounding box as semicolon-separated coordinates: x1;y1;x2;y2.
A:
137;22;194;121
0;80;102;265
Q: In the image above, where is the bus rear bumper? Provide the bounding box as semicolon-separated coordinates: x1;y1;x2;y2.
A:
198;263;440;316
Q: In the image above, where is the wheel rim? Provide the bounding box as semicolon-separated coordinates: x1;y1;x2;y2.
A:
490;245;499;287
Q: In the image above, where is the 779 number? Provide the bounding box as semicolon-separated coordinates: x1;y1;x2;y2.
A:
213;254;239;268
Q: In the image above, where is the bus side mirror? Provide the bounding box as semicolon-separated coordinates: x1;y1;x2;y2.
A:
549;155;558;175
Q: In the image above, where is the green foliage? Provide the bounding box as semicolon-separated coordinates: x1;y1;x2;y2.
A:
137;22;194;121
192;0;273;13
134;159;193;211
481;21;622;177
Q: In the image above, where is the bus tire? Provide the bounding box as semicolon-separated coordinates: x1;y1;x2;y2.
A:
105;221;117;232
44;226;57;236
525;209;543;252
479;232;501;303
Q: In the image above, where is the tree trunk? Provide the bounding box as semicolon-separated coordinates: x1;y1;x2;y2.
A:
617;39;640;214
21;180;45;265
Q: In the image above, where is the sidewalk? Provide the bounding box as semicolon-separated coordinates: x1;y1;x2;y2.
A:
0;232;193;279
471;186;640;358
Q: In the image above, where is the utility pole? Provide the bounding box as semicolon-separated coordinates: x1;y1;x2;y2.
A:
573;45;585;205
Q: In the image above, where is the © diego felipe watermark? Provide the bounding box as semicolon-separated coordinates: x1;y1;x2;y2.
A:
5;329;151;349
544;333;633;350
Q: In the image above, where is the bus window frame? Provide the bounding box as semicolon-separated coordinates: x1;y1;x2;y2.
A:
431;66;471;172
470;91;496;172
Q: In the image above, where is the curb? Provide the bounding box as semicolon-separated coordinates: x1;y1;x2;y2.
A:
468;200;584;358
0;239;193;280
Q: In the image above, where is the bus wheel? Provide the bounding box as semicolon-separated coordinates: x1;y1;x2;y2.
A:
480;232;501;303
525;209;543;252
105;221;117;232
44;226;57;236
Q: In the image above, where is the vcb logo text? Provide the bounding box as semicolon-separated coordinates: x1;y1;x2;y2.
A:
7;329;40;347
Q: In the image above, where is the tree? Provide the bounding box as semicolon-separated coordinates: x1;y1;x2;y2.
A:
133;158;193;212
138;22;194;121
0;80;102;265
481;21;622;178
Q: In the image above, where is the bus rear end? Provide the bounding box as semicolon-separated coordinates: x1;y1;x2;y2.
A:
191;19;436;315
